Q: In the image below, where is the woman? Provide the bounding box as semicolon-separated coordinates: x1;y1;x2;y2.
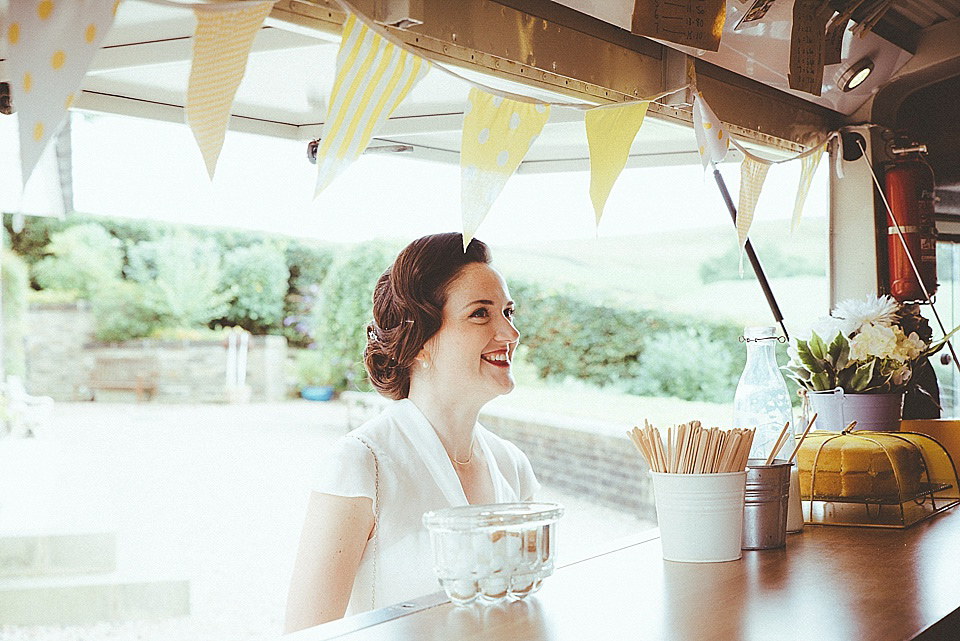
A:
284;233;540;632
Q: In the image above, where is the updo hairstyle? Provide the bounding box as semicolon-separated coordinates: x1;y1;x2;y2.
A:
364;233;492;400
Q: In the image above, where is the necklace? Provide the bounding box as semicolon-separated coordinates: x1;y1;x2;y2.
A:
450;434;477;466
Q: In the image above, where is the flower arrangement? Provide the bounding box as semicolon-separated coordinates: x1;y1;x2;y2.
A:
784;295;955;394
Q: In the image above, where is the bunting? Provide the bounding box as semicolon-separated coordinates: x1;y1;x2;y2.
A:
585;101;649;227
737;156;771;272
460;88;550;248
186;0;274;179
791;143;825;234
7;0;118;187
693;93;729;171
315;13;429;196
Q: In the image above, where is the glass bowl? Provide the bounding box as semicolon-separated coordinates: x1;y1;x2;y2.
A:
422;502;564;605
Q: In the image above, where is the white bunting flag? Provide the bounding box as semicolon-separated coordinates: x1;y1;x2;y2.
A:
186;1;274;179
585;101;649;227
792;144;824;234
315;13;429;196
460;88;550;249
737;156;771;273
7;0;118;187
693;92;729;171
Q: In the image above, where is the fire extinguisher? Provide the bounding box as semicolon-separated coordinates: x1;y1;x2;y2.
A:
884;147;938;303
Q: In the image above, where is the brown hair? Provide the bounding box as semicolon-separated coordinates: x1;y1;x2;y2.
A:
364;233;492;400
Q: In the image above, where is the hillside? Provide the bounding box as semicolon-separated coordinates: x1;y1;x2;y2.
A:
491;217;830;333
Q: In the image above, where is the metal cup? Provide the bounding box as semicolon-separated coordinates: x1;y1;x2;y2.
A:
741;459;791;550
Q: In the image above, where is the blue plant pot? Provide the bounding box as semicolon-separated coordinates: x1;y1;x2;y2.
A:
301;385;335;402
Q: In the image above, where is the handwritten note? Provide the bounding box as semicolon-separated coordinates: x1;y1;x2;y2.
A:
824;13;848;66
788;0;830;96
632;0;727;52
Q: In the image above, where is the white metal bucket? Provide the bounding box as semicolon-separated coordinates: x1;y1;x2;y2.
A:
807;388;904;432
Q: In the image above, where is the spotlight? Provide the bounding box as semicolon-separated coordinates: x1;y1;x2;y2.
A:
838;57;874;92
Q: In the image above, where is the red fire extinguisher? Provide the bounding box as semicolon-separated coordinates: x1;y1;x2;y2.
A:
884;150;938;303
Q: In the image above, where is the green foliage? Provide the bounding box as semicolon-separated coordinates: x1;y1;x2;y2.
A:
281;242;335;348
3;214;69;269
510;281;747;403
32;224;123;297
221;243;290;334
629;329;737;402
310;243;392;391
699;242;824;284
90;281;161;342
125;232;230;329
293;349;345;388
2;251;29;376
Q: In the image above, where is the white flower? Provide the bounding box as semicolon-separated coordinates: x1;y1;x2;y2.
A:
891;363;912;386
848;324;898;361
807;316;855;342
897;330;927;361
832;295;899;333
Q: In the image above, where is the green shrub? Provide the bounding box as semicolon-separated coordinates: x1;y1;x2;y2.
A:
293;349;347;388
2;250;29;376
510;280;748;403
221;243;290;334
32;224;123;297
125;232;230;328
281;242;336;348
310;243;392;391
90;281;161;342
628;329;737;402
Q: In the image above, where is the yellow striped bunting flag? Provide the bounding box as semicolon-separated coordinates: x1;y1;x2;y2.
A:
7;0;118;187
315;13;429;196
186;1;274;179
737;155;771;274
792;144;825;234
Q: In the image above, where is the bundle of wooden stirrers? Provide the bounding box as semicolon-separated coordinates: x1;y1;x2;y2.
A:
627;420;756;474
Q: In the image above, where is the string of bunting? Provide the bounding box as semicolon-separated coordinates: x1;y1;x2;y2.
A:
7;0;829;251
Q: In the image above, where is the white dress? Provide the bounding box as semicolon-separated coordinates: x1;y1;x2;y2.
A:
313;398;540;617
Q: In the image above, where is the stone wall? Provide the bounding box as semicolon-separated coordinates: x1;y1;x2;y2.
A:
24;303;288;403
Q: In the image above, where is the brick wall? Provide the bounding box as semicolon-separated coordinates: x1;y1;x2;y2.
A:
480;407;656;521
24;304;288;403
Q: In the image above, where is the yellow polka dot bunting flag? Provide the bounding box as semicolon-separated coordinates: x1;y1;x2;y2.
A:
7;0;118;187
585;101;649;227
692;92;728;171
315;13;430;196
736;155;771;273
460;88;549;249
187;1;275;179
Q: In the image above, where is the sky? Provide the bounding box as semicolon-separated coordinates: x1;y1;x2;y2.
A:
1;110;828;248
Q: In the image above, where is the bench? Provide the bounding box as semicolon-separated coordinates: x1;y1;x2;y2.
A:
85;357;159;402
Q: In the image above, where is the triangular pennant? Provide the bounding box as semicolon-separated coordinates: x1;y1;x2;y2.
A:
791;144;825;234
737;156;771;274
460;89;550;249
7;0;118;187
585;101;649;226
693;92;729;171
315;13;429;196
186;1;274;179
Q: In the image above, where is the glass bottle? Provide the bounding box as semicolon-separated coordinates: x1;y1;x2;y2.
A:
732;326;793;461
732;326;803;532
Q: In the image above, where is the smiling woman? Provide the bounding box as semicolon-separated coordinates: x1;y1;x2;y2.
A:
283;233;539;632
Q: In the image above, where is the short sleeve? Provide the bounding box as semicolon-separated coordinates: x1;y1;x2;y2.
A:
313;435;377;501
516;448;541;501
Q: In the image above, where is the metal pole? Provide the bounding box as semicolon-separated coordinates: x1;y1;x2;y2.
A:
711;165;790;341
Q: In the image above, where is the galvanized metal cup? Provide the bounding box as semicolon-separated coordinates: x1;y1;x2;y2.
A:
742;459;791;550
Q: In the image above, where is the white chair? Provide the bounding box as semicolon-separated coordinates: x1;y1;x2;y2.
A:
1;376;54;438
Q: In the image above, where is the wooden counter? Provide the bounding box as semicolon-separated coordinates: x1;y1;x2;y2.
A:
292;508;960;641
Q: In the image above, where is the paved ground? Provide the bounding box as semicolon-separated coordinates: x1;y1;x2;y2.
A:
1;400;653;641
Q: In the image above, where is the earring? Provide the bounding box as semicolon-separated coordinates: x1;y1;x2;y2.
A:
421;360;430;370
